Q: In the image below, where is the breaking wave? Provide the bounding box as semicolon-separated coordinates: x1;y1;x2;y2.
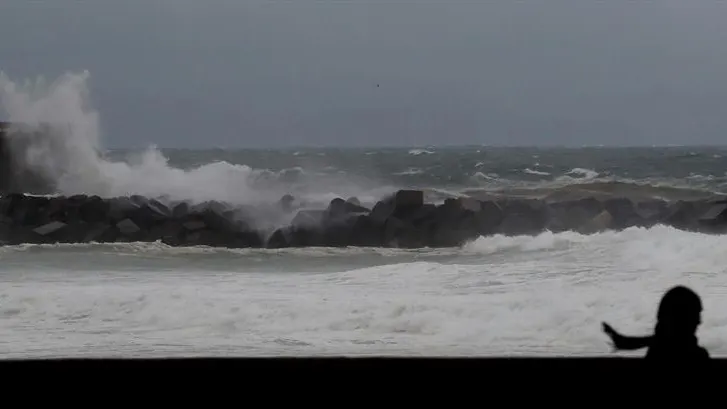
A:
0;71;393;206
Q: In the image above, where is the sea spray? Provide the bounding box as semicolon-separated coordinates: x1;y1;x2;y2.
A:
0;71;390;207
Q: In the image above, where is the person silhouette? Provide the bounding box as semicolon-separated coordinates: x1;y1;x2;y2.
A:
601;285;709;360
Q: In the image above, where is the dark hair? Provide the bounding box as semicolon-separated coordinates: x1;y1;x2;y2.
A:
653;285;702;338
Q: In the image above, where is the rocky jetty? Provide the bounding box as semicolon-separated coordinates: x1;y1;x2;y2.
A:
1;190;727;249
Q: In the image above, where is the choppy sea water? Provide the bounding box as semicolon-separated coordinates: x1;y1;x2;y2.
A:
3;146;727;358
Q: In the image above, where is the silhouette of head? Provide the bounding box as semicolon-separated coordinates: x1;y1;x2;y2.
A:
654;285;702;339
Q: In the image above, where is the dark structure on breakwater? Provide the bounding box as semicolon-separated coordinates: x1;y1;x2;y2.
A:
0;121;56;195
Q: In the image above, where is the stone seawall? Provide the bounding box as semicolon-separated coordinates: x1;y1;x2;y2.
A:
1;190;726;248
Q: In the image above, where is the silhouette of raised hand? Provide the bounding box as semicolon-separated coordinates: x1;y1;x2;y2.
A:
601;321;652;351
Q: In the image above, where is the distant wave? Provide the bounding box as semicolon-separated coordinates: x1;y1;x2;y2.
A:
461;180;726;202
408;149;435;156
523;168;551;176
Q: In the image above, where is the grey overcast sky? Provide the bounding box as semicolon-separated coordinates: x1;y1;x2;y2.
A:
2;0;727;149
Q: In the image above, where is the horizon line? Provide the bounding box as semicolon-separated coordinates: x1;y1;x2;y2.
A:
101;143;727;151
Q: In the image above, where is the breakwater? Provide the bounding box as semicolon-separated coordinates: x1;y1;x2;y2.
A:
1;190;727;248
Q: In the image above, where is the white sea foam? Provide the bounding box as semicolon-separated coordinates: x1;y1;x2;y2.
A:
408;149;435;156
1;225;726;358
523;168;551;176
